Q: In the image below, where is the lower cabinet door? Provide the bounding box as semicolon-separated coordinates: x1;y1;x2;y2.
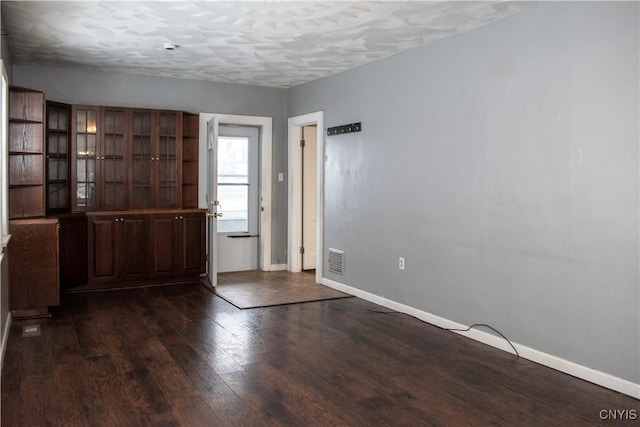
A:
9;219;60;312
120;215;149;279
182;213;205;274
150;214;180;277
88;216;120;282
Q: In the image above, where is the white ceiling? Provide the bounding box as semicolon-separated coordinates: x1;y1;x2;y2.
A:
1;1;536;88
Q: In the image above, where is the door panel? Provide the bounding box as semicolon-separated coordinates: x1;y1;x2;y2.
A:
182;213;205;274
72;105;100;210
302;125;317;270
90;217;119;281
151;215;179;276
129;109;155;208
216;125;259;273
101;107;127;209
156;111;182;208
206;116;219;286
121;215;148;278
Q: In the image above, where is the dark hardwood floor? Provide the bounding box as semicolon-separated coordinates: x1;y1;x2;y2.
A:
2;283;637;426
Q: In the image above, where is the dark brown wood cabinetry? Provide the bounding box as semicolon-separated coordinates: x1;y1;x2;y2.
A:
8;219;59;318
129;110;182;209
130;109;154;209
8;87;46;219
88;213;149;283
150;211;205;278
8;88;204;300
46;101;71;214
150;213;181;277
71;106;183;211
71;106;129;211
71;105;100;210
87;210;205;288
101;107;128;210
157;111;182;208
182;212;206;274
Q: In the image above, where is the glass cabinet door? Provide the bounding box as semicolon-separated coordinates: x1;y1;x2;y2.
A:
101;107;127;209
156;111;181;208
130;110;154;208
72;106;99;210
46;102;70;213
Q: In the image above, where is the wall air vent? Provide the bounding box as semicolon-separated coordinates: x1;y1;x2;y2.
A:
328;248;344;275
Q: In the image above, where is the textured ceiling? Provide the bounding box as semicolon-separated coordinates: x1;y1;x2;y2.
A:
1;1;536;88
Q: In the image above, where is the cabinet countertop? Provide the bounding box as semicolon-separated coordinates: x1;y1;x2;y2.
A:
85;208;206;216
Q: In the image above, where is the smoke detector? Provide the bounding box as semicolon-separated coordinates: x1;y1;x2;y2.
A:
164;42;177;51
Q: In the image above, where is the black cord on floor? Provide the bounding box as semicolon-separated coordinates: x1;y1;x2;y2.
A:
365;309;519;358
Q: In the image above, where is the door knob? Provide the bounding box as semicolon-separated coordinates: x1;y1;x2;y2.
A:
206;212;223;218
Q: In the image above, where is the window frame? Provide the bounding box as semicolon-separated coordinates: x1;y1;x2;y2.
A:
217;135;250;233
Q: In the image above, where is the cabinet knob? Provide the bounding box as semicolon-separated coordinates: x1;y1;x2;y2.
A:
180;216;183;219
115;218;119;222
174;216;178;220
121;218;124;221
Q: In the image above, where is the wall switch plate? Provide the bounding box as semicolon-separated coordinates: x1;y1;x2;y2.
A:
278;172;284;182
399;257;405;270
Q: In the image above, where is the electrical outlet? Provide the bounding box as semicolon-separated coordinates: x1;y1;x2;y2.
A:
399;257;405;270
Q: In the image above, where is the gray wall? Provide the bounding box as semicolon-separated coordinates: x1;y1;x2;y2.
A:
13;65;289;264
288;2;639;383
1;15;13;81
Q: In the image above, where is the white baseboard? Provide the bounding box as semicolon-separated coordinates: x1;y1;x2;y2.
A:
268;264;288;271
0;312;11;373
321;277;640;400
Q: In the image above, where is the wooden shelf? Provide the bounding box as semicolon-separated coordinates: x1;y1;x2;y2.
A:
181;112;199;208
9;87;45;219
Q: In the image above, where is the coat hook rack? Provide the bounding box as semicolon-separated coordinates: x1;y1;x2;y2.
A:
327;122;361;136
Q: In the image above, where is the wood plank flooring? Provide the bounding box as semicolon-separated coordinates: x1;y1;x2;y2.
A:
2;282;638;426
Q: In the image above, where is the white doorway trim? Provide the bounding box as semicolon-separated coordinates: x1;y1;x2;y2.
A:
288;111;324;284
199;113;273;279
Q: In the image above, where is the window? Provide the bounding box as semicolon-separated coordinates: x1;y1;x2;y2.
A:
217;136;249;232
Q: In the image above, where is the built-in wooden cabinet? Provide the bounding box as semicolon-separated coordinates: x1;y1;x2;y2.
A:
88;213;148;283
129;109;182;209
181;212;206;274
71;105;129;211
87;209;205;287
8;87;46;219
71;106;184;211
150;211;205;278
8;218;60;318
8;88;203;299
71;105;100;210
130;109;154;209
150;213;181;277
157;111;182;208
101;107;128;210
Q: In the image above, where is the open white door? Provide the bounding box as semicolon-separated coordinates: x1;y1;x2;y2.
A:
202;112;273;282
206;116;220;286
